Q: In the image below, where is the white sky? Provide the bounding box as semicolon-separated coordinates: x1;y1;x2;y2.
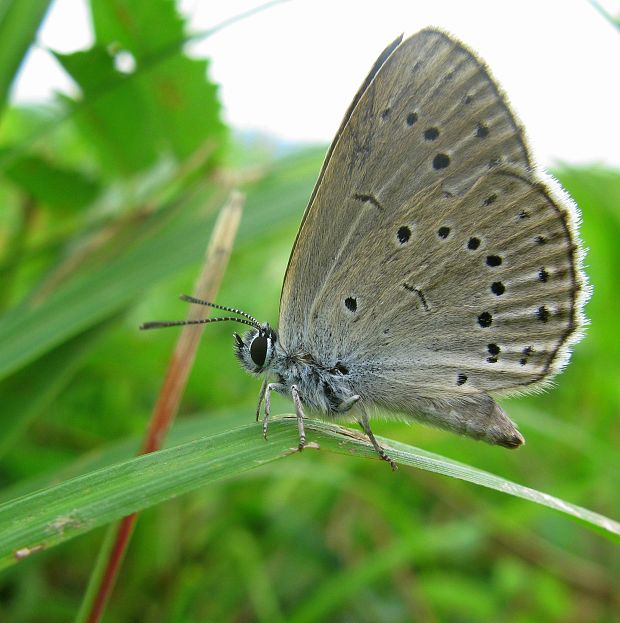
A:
12;0;620;167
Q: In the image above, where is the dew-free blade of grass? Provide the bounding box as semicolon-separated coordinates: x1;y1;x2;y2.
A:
0;420;293;570
0;417;618;571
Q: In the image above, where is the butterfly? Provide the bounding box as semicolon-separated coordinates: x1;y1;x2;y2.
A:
142;29;589;469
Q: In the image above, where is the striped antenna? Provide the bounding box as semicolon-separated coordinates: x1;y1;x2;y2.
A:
140;316;258;331
179;294;260;327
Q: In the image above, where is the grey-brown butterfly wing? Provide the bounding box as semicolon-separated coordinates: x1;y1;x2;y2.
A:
329;167;587;391
282;34;404;272
280;29;533;347
278;29;587;443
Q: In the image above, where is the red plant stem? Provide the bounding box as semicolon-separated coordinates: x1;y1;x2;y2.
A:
85;193;244;623
86;514;137;623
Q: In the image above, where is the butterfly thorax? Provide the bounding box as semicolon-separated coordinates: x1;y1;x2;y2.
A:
273;351;358;415
235;326;356;415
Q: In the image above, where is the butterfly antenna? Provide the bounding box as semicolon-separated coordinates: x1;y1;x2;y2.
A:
179;294;261;326
140;316;258;331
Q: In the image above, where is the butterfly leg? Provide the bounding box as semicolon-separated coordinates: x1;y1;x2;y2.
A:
290;384;306;451
255;378;268;422
356;404;398;471
263;382;285;440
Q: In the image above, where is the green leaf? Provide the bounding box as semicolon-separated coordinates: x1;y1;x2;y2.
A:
140;54;227;162
4;153;100;211
91;0;185;56
54;47;161;175
0;417;617;571
52;0;227;176
0;0;53;115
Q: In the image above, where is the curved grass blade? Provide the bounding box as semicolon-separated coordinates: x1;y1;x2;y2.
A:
0;417;618;571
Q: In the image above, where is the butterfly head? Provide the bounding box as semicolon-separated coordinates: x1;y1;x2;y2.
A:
140;295;278;375
234;324;278;374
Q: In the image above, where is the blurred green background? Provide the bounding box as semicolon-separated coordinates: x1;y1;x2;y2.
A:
0;1;618;622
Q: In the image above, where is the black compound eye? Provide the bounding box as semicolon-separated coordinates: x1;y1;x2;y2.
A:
250;334;268;367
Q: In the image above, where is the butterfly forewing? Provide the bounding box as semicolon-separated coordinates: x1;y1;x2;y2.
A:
279;28;586;401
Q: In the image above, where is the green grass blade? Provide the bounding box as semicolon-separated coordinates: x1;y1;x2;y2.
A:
0;419;293;570
0;417;617;571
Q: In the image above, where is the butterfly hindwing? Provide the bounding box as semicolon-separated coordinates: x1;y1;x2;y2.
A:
304;168;585;399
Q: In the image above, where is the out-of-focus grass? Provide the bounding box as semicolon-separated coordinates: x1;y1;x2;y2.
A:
1;150;618;622
0;1;618;621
